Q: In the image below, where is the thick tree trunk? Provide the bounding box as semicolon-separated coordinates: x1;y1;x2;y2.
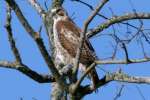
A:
51;83;67;100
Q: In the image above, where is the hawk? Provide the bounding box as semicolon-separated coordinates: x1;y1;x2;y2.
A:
51;7;99;88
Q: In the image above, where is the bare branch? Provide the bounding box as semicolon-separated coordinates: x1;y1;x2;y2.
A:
72;63;96;93
110;24;118;60
121;43;131;63
5;0;35;38
95;57;150;65
0;60;55;83
71;0;108;19
107;72;150;84
87;13;150;38
139;40;148;58
5;0;70;93
81;71;150;96
77;75;109;97
28;0;46;19
83;0;109;32
5;4;22;64
71;0;150;42
5;0;60;78
71;0;93;9
113;85;125;100
135;86;146;100
73;0;109;81
52;0;64;8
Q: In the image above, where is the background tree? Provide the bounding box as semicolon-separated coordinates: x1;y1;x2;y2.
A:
1;0;150;100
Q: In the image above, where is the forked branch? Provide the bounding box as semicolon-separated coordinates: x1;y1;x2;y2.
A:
81;71;150;97
5;0;69;91
73;0;109;81
5;0;60;79
5;4;22;64
87;13;150;38
3;4;55;83
0;61;55;83
72;63;96;93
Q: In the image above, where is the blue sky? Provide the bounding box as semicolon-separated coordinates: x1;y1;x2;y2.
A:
1;0;150;100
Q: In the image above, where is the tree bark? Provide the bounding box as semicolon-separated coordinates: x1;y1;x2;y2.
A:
51;83;67;100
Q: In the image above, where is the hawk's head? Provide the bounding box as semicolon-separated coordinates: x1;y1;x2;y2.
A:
51;7;68;21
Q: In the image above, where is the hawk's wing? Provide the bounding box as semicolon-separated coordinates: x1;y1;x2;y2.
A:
55;19;96;65
55;18;99;88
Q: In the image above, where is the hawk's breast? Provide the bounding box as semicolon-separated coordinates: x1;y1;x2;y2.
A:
54;19;96;66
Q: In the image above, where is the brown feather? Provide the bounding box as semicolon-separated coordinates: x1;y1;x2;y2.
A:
55;16;99;88
56;19;96;65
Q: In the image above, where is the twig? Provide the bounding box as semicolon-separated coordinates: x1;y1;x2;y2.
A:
139;39;148;58
127;0;144;44
71;0;144;33
72;0;150;41
5;3;22;64
121;43;131;63
5;5;22;64
111;24;118;59
72;63;96;93
71;0;108;19
71;0;93;10
111;44;118;60
135;86;146;100
113;85;125;100
28;0;46;19
44;0;48;10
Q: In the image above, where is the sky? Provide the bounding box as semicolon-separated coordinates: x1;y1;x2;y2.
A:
1;0;150;100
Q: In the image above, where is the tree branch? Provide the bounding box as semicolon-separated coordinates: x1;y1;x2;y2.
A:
4;1;55;83
107;71;150;84
73;0;109;81
81;71;150;97
27;0;46;19
5;0;60;79
135;86;146;100
113;85;124;100
121;43;131;63
72;0;149;38
72;63;96;93
71;0;108;20
5;0;35;38
95;57;150;64
5;4;22;64
5;0;69;92
87;13;150;38
0;60;55;83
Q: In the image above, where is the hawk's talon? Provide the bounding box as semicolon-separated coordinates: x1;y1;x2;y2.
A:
59;64;73;76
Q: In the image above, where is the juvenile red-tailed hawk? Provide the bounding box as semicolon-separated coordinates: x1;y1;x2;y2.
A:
51;7;99;88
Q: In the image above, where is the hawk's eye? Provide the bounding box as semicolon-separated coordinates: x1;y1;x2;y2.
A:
56;9;65;16
58;11;64;16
